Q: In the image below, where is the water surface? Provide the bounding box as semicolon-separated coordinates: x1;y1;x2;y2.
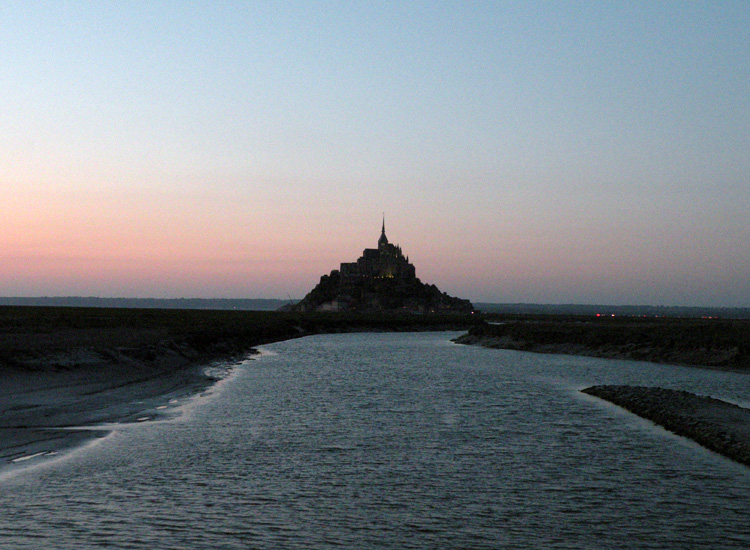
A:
1;332;748;549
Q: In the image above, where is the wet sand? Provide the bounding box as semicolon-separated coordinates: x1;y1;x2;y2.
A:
0;306;478;472
454;317;750;372
582;385;750;467
0;354;231;470
0;307;294;471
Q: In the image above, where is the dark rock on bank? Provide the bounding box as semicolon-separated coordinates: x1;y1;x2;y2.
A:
582;385;750;467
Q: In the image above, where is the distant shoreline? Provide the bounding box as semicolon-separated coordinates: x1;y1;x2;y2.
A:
0;297;294;311
2;298;749;318
474;302;750;319
453;316;750;372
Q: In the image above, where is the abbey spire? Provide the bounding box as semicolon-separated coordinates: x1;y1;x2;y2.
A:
378;215;389;248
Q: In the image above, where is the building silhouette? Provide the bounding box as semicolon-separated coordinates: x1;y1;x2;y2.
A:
340;219;416;284
293;219;473;313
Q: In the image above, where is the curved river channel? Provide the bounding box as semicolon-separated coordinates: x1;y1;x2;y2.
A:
1;332;749;549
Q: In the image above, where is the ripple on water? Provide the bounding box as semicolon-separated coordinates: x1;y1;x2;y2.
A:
1;332;749;549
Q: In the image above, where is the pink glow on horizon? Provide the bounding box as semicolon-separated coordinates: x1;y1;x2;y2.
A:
2;3;749;307
3;197;749;306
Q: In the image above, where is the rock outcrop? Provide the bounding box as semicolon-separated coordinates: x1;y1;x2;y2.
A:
293;269;473;313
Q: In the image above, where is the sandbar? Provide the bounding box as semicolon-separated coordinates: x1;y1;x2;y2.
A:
582;385;750;467
0;356;227;472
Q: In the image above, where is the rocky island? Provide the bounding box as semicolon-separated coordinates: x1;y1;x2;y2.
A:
292;220;474;313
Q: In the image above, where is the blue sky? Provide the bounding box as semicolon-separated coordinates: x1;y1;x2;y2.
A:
2;1;749;306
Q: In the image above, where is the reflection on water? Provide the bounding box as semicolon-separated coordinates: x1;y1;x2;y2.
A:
1;332;749;549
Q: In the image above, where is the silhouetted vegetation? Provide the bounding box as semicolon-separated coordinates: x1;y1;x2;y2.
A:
0;297;290;310
475;302;750;319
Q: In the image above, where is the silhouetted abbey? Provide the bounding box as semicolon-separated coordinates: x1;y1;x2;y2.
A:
339;219;416;284
293;220;474;313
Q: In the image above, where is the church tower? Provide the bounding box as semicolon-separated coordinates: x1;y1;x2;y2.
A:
378;216;389;249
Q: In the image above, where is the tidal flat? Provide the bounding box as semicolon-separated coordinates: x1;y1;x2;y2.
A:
0;306;477;468
5;306;750;472
3;331;749;548
454;314;750;371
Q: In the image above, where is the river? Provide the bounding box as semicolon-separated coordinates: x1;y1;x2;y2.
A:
1;332;748;549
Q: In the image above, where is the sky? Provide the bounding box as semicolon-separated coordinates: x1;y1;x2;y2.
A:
2;1;749;306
